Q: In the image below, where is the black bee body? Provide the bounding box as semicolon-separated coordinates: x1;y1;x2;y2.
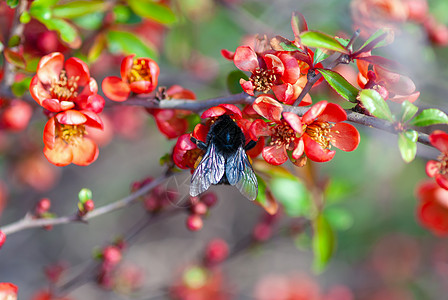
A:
190;115;258;200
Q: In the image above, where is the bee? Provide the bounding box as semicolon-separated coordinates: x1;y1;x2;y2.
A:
190;114;258;200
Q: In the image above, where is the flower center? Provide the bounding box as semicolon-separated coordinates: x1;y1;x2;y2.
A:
305;121;332;149
437;153;448;175
57;123;86;145
251;68;277;93
129;59;152;83
49;70;79;101
270;121;299;150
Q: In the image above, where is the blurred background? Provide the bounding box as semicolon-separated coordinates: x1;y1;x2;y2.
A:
1;0;448;299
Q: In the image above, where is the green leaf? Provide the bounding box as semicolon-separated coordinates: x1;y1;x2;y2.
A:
113;5;133;23
399;100;418;123
255;176;278;215
408;108;448;127
72;12;104;30
226;70;248;94
398;130;418;163
107;30;157;59
270;177;310;217
300;31;349;54
29;4;52;21
6;0;19;8
41;18;80;47
53;0;108;19
20;11;31;24
318;69;359;102
358;89;393;121
127;0;177;24
8;35;21;48
87;34;106;63
358;29;392;52
325;208;354;231
4;48;26;69
78;188;93;203
312;213;336;273
11;77;32;97
313;48;329;65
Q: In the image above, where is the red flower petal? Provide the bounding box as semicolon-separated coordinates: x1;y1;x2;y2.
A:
329;122;360;151
56;110;87;125
43;139;73;167
250;119;271;140
71;137;99;166
173;134;197;169
253;95;283;122
278;53;301;84
193;123;209;142
240;79;255;95
426;160;439;177
272;83;295;104
37;52;64;85
102;76;131;102
65;57;90;86
435;173;448;190
264;54;284;75
42;99;73;112
292;138;304;159
317;103;347;123
167;85;196;100
78;77;99;98
219;104;243;118
120;54;135;81
234;46;259;72
299;94;313;106
30;75;51;106
0;283;18;296
246;136;264;158
302;101;328;125
129;81;156;94
390;91;420;104
283;112;302;135
262;145;288;166
43;117;56;149
147;58;160;87
201;106;227;119
153;111;188;139
221;49;235;60
81;110;104;129
418;198;448;236
429;130;448;153
303;134;335;162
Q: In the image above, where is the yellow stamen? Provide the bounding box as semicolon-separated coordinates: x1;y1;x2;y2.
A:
57;123;86;145
251;68;277;93
305;121;332;149
128;59;153;82
49;70;79;101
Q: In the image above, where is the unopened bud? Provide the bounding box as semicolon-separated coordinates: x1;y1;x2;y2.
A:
192;202;208;216
200;192;218;207
84;199;95;212
205;239;229;265
102;246;122;266
35;198;51;215
186;214;203;231
78;188;92;204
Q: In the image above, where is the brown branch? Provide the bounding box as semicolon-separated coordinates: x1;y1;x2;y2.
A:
0;0;28;90
0;173;172;236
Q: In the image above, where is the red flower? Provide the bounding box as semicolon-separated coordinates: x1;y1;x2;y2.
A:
147;85;196;139
43;110;103;166
416;180;448;236
0;283;17;300
30;52;105;113
173;133;203;172
102;54;160;102
426;130;448;190
300;101;360;162
250;110;303;166
233;46;301;104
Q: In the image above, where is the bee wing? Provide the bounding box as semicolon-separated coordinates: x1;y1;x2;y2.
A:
226;146;258;201
190;142;225;197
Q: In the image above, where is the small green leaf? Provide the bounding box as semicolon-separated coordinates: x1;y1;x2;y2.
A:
107;30;157;59
41;18;80;48
4;48;26;69
318;69;359;102
270;177;310;217
300;31;349;54
8;35;21;48
312;213;336;273
29;4;52;20
53;0;108;19
358;29;392;52
78;188;92;203
325;208;354;231
313;48;329;65
398;130;418;163
11;77;32;97
20;11;31;24
72;12;104;30
127;0;177;24
291;11;308;37
358;89;393;121
113;5;133;23
335;37;350;47
226;70;248;94
400;100;418;123
408;109;448;127
6;0;19;8
87;34;106;63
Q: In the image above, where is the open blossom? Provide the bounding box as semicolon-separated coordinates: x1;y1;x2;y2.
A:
43;110;103;166
416;180;448;236
233;46;301;104
0;283;18;300
146;85;196;139
30;52;105;114
102;54;160;102
300;101;360;162
426;130;448;190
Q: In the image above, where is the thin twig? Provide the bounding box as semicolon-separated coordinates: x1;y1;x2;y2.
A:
0;173;172;235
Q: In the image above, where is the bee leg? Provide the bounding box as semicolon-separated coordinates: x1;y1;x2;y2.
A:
190;136;208;151
244;140;257;151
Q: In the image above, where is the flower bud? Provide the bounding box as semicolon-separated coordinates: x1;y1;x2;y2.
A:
192;202;208;216
205;239;229;265
186;214;203;231
78;188;92;204
253;223;272;242
35;198;51;216
84;199;95;212
200;192;218;207
103;246;122;266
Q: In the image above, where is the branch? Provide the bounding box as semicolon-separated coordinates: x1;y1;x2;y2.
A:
0;173;172;235
0;0;28;90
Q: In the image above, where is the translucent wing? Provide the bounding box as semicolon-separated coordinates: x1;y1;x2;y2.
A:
226;146;258;201
190;142;225;197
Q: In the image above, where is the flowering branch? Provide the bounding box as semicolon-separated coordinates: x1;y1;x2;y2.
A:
123;92;432;147
0;173;172;236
